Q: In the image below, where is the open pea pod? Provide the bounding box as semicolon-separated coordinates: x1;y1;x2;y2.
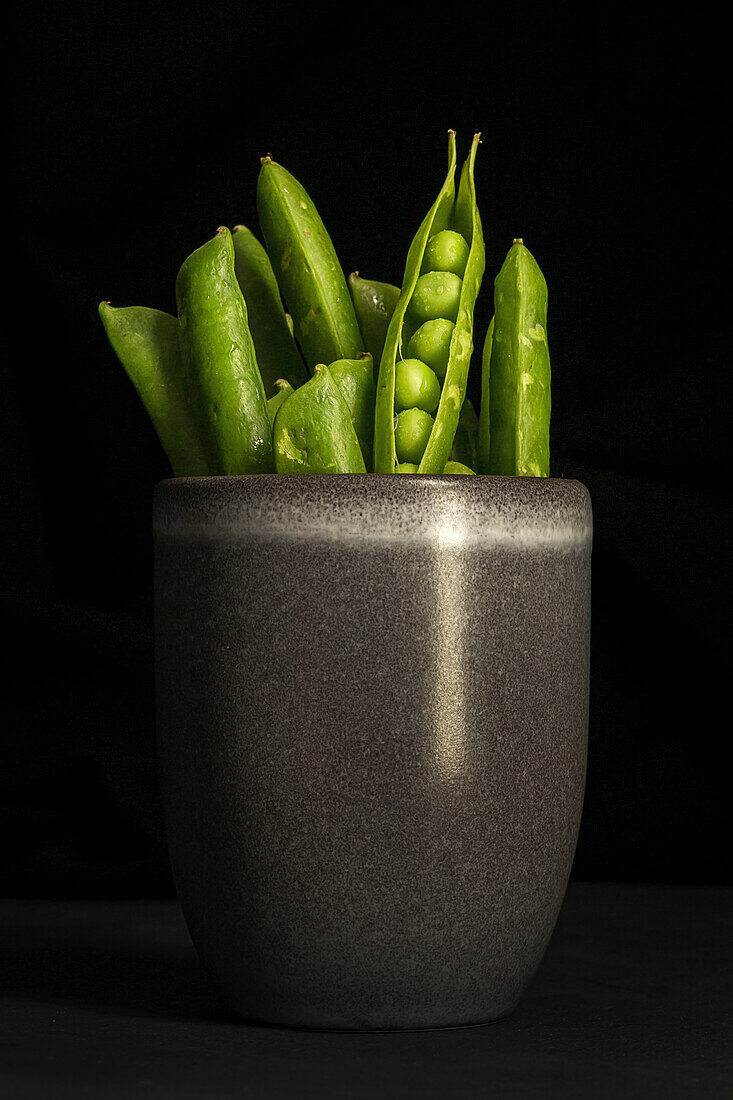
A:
374;132;485;474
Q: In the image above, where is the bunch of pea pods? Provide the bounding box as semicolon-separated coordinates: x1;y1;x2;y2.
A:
100;131;550;478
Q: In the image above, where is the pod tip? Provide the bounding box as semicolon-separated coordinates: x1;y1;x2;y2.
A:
216;226;229;235
513;237;524;245
232;224;245;232
350;270;359;279
260;155;272;165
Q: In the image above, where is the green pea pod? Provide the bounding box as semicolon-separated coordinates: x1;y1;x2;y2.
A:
476;315;494;474
489;240;550;477
231;225;309;396
176;227;273;475
273;364;366;474
98;303;213;477
348;273;400;370
443;461;475;474
327;354;376;466
257;157;363;370
374;132;485;473
267;378;294;425
450;397;479;470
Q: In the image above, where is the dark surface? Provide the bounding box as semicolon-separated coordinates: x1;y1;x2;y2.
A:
154;476;590;1028
2;885;731;1098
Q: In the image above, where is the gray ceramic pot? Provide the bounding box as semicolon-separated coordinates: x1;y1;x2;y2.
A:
154;475;591;1030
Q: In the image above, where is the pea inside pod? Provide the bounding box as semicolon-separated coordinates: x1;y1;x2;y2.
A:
374;131;485;474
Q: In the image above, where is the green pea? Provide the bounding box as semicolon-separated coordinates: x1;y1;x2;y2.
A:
348;272;401;370
267;378;294;425
443;460;475;474
395;462;419;473
176;228;273;475
98;303;214;476
489;240;551;477
257;157;362;370
394;408;434;465
405;319;455;381
273;364;366;474
407;271;463;325
327;354;376;465
423;229;469;277
394;358;441;414
231;225;309;397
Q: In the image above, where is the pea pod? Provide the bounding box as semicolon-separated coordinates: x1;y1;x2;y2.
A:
476;315;494;473
443;460;475;474
231;224;309;395
98;303;213;477
450;397;478;470
267;378;295;425
176;227;273;475
374;132;485;473
348;273;400;370
488;240;550;477
327;354;376;466
273;364;366;474
257;157;363;370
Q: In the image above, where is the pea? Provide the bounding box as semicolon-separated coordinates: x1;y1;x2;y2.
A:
394;408;434;465
423;230;469;277
394;358;441;414
395;462;419;473
405;319;455;381
407;271;463;327
443;460;475;474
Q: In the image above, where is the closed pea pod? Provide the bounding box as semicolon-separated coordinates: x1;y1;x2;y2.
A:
272;364;366;474
231;225;309;395
176;227;273;475
327;354;376;466
488;240;551;477
267;378;295;425
257;157;363;370
348;273;401;370
98;303;214;476
374;132;485;474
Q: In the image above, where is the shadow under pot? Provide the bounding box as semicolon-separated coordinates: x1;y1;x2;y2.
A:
154;473;592;1030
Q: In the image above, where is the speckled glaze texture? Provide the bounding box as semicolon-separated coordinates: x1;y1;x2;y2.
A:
154;475;592;1030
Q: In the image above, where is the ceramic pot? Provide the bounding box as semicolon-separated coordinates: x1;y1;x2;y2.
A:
154;474;591;1030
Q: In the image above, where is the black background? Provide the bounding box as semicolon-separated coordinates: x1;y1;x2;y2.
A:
3;4;730;896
